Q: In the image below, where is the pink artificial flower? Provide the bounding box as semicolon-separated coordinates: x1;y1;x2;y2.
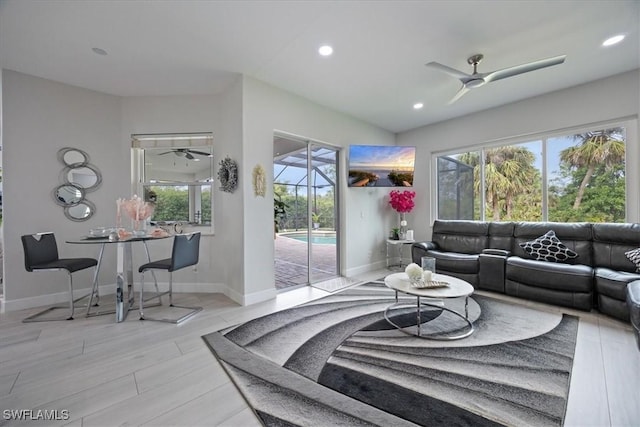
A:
388;190;416;213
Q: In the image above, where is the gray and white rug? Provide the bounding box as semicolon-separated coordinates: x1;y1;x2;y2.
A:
202;282;578;426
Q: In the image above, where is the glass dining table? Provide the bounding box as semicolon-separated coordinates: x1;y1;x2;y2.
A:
67;234;170;322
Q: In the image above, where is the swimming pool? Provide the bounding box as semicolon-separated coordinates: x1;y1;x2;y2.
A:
284;233;337;245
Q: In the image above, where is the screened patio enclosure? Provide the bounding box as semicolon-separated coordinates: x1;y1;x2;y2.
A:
273;138;339;290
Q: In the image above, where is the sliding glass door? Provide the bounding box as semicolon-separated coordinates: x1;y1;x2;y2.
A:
273;135;339;290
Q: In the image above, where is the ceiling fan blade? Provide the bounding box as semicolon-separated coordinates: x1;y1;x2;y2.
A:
158;151;173;155
426;61;471;80
448;86;470;104
185;152;194;160
187;149;211;156
484;55;566;83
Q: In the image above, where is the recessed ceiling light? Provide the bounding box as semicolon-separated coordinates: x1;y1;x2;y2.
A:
413;103;424;110
318;45;333;56
602;34;625;47
92;47;108;56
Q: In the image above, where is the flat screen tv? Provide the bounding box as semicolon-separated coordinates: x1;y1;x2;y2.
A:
348;145;415;187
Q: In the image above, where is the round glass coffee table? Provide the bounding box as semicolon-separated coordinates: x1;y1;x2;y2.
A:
383;272;476;340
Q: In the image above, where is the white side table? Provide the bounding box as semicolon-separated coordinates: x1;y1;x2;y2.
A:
386;238;415;270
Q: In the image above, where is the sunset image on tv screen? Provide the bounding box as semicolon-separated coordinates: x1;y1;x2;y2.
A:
348;145;415;187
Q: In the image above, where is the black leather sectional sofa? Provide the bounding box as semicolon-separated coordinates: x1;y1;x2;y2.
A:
412;220;640;322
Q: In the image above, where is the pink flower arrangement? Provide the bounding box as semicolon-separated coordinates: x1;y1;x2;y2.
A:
388;190;416;213
116;195;155;230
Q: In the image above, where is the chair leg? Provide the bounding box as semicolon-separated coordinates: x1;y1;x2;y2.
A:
169;272;174;306
139;271;145;320
23;270;86;323
67;272;75;320
138;270;202;324
142;241;163;306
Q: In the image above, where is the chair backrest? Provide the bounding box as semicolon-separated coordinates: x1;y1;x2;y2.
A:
169;232;201;272
21;232;59;271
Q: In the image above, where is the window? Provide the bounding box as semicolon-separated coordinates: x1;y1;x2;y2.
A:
435;124;628;223
437;155;476;220
132;133;213;227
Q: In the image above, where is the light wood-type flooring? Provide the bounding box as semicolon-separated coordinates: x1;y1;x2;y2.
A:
0;269;638;426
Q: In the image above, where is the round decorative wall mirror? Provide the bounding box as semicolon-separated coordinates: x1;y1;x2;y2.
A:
63;164;102;191
64;200;96;222
58;147;90;167
55;147;101;222
53;183;85;206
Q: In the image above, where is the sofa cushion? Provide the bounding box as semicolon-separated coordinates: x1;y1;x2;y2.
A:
488;221;515;251
519;230;579;263
625;248;640;272
431;220;489;254
627;281;640;349
592;223;640;272
506;256;593;293
425;250;479;274
594;268;640;301
512;222;592;264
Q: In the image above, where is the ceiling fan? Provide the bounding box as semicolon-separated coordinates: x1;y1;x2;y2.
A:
158;148;211;160
426;53;566;104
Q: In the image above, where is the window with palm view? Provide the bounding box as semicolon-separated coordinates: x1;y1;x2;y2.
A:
436;125;626;223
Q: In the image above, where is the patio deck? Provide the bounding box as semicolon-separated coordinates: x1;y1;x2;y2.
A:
274;233;337;290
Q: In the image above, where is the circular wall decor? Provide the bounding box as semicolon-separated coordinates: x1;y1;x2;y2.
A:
218;156;238;193
57;147;90;168
64;199;96;222
53;183;86;206
55;147;102;222
62;163;102;192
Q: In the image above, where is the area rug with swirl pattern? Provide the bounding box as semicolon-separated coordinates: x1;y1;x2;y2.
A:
202;281;578;427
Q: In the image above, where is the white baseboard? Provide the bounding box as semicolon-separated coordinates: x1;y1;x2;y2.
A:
2;282;226;313
225;286;278;306
345;260;387;277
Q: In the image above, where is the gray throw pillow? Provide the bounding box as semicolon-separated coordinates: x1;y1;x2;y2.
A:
625;248;640;272
520;230;578;263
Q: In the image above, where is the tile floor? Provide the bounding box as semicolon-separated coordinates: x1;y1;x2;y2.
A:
0;269;638;426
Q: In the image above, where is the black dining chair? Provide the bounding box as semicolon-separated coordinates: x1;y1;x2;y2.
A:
21;232;99;322
138;232;202;324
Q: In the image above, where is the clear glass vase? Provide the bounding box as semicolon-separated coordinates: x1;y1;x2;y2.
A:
399;213;407;240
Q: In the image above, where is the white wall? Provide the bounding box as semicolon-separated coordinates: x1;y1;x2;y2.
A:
121;88;238;297
241;76;396;300
6;67;635;311
209;78;245;303
2;70;124;309
397;70;640;241
1;69;395;310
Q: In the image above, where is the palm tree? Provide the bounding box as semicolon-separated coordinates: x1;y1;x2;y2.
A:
560;128;625;209
458;146;538;220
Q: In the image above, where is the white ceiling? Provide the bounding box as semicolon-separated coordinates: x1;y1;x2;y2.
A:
1;0;638;133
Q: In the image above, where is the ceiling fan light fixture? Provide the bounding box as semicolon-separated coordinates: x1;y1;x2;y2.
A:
602;34;625;47
465;78;485;89
427;53;565;104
